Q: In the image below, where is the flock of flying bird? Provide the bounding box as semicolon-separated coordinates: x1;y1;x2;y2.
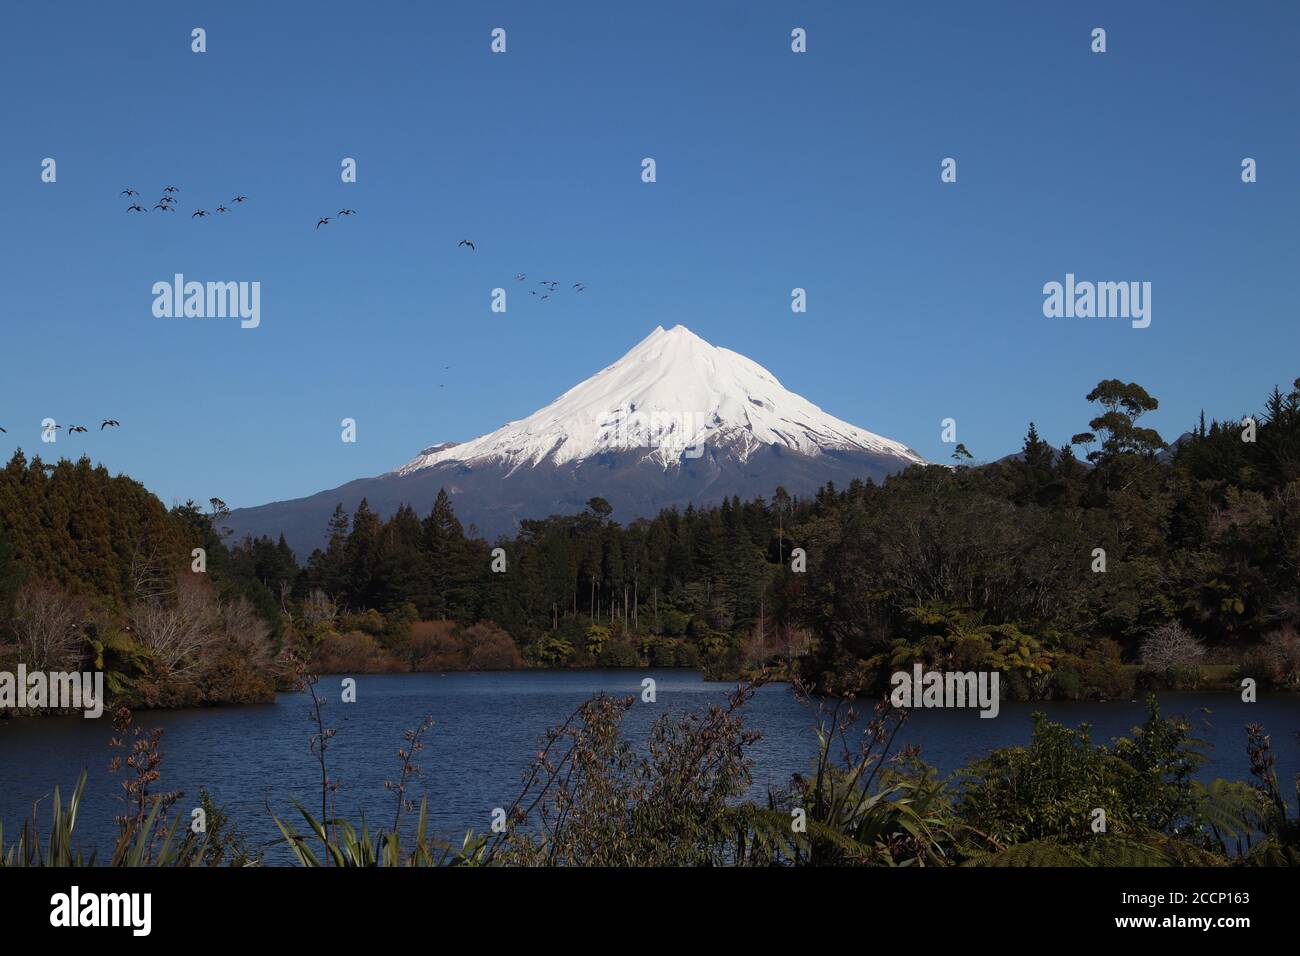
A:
457;242;588;300
122;185;248;218
0;419;119;436
7;189;596;441
523;275;586;301
119;190;589;297
316;208;356;229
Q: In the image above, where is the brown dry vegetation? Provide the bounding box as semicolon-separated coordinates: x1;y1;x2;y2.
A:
308;619;523;674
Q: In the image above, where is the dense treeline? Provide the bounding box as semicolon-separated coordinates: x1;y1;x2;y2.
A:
0;455;294;707
279;376;1300;696
1;374;1298;709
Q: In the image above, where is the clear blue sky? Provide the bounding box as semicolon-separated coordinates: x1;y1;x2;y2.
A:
2;1;1297;510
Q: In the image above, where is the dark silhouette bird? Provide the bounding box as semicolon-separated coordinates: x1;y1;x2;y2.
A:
68;425;88;435
231;195;247;203
216;205;229;213
153;203;173;211
159;196;176;204
316;217;331;229
529;290;537;296
338;208;356;216
458;239;475;251
127;204;145;212
101;419;120;430
540;294;550;301
164;185;179;193
120;188;138;197
191;209;209;218
0;426;6;433
515;273;526;281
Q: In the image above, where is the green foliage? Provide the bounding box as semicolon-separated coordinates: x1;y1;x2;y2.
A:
0;529;20;621
955;696;1246;861
741;712;987;866
1;771;257;868
269;799;487;867
0;452;190;611
0;770;94;867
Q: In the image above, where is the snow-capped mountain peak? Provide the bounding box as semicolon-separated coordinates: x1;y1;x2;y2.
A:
394;325;924;476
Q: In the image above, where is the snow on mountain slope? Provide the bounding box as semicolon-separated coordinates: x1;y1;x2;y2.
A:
395;325;924;476
224;325;930;553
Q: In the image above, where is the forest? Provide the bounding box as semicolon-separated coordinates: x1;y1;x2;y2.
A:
1;374;1298;711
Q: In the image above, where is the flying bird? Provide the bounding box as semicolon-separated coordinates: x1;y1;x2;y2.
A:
231;195;247;203
127;204;145;212
101;419;120;430
316;217;331;229
0;426;6;433
120;188;138;197
159;196;176;204
458;239;475;251
215;205;229;213
338;208;356;216
68;425;88;435
515;273;526;281
163;185;179;193
153;203;173;211
191;209;209;218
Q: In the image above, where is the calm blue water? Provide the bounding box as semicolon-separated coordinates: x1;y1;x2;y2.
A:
1;670;1296;863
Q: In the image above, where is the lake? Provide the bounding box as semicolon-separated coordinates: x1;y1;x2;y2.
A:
1;670;1297;863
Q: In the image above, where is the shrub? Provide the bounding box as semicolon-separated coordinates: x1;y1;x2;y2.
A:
197;642;277;703
1142;621;1205;673
1262;625;1300;688
462;622;524;670
1144;621;1201;686
958;697;1205;848
597;639;639;667
311;631;401;673
584;624;611;657
404;620;463;670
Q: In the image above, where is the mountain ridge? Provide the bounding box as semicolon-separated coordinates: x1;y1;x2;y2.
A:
225;325;926;555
